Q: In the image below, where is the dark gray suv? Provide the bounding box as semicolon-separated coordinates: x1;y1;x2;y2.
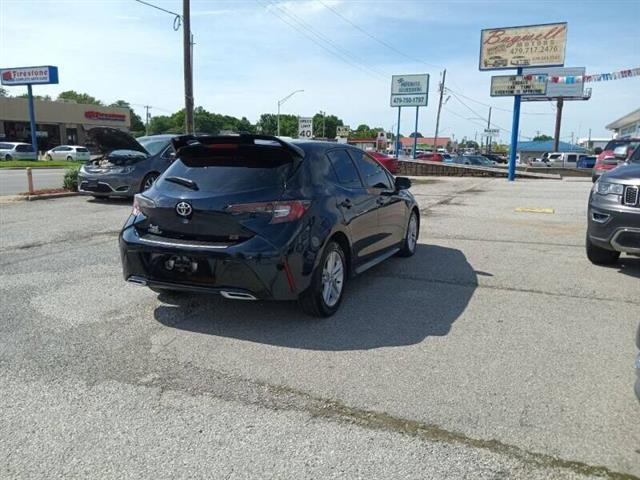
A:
586;160;640;264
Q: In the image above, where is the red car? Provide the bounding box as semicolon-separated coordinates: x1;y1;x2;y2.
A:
367;151;398;174
592;138;639;182
415;152;443;162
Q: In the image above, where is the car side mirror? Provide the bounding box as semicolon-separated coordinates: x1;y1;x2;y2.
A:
167;151;176;161
395;176;411;191
613;146;628;160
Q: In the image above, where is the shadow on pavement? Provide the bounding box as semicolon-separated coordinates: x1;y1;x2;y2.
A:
615;256;640;279
86;196;133;206
153;244;477;351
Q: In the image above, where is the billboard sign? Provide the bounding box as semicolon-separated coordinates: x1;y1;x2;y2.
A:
390;74;429;107
484;128;500;135
521;66;585;100
490;74;548;96
479;23;567;71
336;125;350;138
298;117;313;139
1;65;59;85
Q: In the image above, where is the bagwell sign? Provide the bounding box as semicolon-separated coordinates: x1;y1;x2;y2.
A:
1;66;59;85
479;23;567;71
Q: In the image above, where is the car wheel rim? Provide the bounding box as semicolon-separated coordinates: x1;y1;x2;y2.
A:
321;250;344;307
407;214;418;251
144;175;157;190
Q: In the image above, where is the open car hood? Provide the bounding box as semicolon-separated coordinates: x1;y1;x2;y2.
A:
86;127;148;155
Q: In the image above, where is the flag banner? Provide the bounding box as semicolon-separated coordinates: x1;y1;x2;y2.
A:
547;67;640;83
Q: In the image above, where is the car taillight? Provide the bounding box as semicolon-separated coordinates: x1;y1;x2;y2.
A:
226;200;310;223
132;194;155;216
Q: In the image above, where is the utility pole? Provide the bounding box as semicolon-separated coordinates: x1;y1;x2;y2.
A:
433;69;446;151
553;98;563;152
144;105;152;136
588;128;592;150
486;106;492;154
183;0;194;134
320;110;326;139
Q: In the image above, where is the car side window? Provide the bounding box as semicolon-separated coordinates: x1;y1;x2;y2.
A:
16;145;33;152
326;149;362;188
567;154;577;162
349;149;393;190
0;143;12;149
161;145;176;159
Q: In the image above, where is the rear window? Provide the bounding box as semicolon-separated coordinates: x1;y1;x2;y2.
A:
76;147;89;153
604;140;640;151
162;145;293;192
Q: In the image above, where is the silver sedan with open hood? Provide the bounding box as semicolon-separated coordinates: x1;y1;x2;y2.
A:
78;128;176;198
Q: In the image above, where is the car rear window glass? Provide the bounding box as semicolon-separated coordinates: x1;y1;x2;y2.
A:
76;147;89;153
163;145;293;193
138;137;170;155
604;140;640;151
326;149;362;188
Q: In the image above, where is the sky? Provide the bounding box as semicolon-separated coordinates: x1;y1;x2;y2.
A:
1;0;639;142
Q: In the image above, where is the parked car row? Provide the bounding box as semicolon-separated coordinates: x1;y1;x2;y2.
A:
0;141;92;161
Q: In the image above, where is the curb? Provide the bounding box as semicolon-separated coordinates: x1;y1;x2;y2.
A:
26;192;81;201
0;166;71;170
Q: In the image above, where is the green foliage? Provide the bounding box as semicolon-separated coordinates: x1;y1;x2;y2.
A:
110;100;145;132
409;132;423;138
312;113;343;139
63;166;80;191
351;124;384;139
533;134;553;141
57;90;103;105
17;93;52;101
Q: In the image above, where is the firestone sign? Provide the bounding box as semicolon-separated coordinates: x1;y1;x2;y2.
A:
1;66;59;85
479;23;567;71
85;111;127;122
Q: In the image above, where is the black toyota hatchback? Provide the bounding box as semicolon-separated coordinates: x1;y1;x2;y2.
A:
119;134;419;317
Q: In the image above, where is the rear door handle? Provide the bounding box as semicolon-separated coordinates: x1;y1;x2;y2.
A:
340;198;352;209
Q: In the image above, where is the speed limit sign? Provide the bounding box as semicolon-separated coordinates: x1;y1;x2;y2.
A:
298;117;313;139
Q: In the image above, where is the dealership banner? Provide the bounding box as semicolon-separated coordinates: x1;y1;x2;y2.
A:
1;66;59;85
479;23;567;71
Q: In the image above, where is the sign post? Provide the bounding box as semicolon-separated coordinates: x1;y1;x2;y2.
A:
1;66;59;157
412;107;419;158
390;73;430;160
479;23;567;181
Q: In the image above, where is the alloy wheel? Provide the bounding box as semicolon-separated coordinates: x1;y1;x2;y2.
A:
321;250;344;307
143;174;158;191
407;213;418;252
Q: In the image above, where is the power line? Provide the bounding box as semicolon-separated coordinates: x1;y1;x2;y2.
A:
132;0;182;30
315;0;442;70
445;87;555;116
263;0;387;80
255;0;386;82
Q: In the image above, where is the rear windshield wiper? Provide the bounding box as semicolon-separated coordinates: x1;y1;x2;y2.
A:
164;176;199;191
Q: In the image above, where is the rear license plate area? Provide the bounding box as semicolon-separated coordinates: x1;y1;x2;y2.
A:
145;253;216;284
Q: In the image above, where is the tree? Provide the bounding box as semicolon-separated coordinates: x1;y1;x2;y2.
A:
351;124;384;139
110;100;145;133
409;132;423;138
533;134;552;141
57;90;103;105
17;93;52;101
312;112;343;139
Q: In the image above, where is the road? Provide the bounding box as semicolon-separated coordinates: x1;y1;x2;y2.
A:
0;168;65;195
0;178;638;479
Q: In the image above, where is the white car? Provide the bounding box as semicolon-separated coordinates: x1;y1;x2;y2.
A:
0;142;36;161
45;145;91;162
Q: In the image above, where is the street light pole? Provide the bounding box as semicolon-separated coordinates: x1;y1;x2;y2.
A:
276;89;304;136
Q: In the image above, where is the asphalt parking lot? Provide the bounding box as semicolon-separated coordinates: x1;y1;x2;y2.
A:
1;177;638;479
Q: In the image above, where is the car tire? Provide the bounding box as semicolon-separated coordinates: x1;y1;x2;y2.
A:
46;154;52;161
586;234;620;265
5;154;12;161
398;210;419;257
299;241;346;318
141;172;159;192
66;156;73;161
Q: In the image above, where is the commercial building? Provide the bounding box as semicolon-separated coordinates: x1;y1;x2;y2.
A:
576;137;612;151
606;108;640;138
399;137;450;154
0;96;130;152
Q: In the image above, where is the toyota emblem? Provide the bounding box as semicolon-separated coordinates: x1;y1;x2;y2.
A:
175;201;193;217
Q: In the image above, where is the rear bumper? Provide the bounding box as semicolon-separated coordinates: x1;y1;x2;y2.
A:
119;225;308;300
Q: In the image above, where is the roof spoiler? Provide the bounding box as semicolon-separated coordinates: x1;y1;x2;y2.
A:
172;134;305;158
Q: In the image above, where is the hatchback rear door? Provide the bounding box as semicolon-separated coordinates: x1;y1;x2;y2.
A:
136;138;300;244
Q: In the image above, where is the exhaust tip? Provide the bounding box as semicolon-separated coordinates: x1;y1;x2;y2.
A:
220;290;257;301
127;276;148;286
